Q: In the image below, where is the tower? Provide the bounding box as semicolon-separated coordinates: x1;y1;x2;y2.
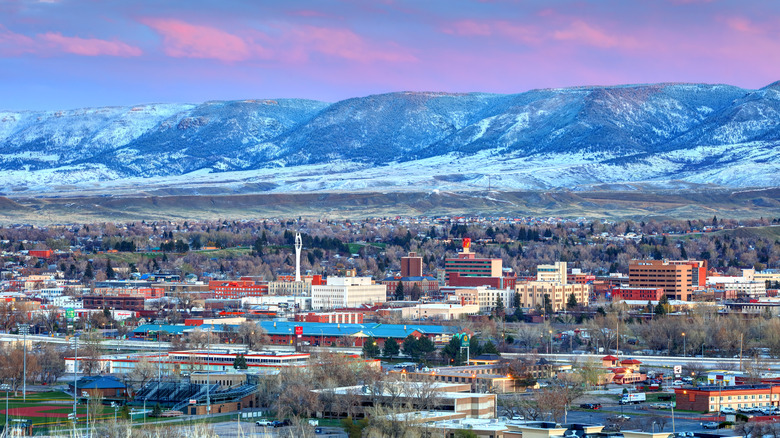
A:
295;232;302;282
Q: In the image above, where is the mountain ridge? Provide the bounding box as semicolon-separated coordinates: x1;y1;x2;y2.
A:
1;82;779;195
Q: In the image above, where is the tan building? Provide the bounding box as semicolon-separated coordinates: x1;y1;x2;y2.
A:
629;260;692;301
397;303;480;321
536;262;567;284
515;282;590;311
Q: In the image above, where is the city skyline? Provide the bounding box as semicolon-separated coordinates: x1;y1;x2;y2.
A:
1;0;778;110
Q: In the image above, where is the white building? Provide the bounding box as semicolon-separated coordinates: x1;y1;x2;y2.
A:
394;303;480;321
311;277;386;310
536;262;567;284
451;286;515;313
707;269;766;297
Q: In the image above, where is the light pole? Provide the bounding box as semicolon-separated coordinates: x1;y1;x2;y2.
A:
72;335;79;426
3;383;10;436
549;330;553;355
682;332;686;357
18;324;29;402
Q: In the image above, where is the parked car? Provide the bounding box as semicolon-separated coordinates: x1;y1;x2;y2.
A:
703;422;720;429
719;407;736;414
579;403;602;410
273;419;292;428
255;420;273;427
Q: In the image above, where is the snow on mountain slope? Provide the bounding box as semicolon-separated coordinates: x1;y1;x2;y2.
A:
0;82;778;195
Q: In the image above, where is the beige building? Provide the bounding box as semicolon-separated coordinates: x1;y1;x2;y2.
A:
451;287;515;313
536;262;567;284
515;281;590;311
397;303;480;320
311;277;386;310
267;280;312;297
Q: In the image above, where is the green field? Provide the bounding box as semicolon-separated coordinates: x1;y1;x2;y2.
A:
1;391;113;426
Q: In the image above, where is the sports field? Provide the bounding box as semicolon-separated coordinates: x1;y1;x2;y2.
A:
0;391;112;426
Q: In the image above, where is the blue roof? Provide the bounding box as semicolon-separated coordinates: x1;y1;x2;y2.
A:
133;321;456;339
133;324;191;335
72;375;126;389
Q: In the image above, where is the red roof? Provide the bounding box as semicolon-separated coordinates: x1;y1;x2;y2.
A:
621;359;642;364
610;367;628;373
602;355;618;361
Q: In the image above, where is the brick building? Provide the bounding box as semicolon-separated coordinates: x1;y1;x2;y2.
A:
83;295;145;311
209;280;268;299
294;311;364;324
611;287;666;302
401;252;423;277
674;384;780;413
628;260;693;301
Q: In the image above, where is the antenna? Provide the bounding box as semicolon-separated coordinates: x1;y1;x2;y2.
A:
294;233;302;282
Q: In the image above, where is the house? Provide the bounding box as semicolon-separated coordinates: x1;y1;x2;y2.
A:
69;375;128;399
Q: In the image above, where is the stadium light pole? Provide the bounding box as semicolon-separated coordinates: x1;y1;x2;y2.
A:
72;335;78;422
18;324;29;402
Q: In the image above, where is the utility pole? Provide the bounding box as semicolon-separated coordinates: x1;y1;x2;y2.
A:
207;324;212;416
18;324;29;402
72;336;78;426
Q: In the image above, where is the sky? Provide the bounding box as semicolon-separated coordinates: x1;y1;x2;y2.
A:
1;0;779;110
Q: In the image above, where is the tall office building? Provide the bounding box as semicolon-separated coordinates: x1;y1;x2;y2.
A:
628;260;692;301
401;252;423;277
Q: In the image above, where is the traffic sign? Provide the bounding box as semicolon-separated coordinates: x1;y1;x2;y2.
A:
66;308;75;320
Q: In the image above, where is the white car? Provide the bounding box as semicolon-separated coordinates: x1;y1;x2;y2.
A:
255;420;273;427
719;407;736;414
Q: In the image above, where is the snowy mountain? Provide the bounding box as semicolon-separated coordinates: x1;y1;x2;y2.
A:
1;83;779;195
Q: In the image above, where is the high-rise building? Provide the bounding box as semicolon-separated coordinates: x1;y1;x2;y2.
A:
444;239;502;281
401;252;423;277
668;260;708;287
628;260;692;301
536;262;567;284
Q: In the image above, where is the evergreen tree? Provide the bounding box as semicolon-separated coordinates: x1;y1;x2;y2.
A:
84;262;93;280
482;340;500;356
395;281;405;301
105;260;115;279
233;354;248;369
402;335;419;360
679;242;687;260
654;295;669;316
441;336;464;365
494;296;505;317
362;336;380;358
383;338;400;360
566;293;578;310
543;294;553;317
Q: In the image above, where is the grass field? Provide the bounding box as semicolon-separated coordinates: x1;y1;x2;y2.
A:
0;391;112;426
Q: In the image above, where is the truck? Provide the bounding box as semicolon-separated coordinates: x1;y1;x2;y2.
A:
619;393;646;405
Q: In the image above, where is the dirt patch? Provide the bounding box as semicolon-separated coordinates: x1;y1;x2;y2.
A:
0;406;82;418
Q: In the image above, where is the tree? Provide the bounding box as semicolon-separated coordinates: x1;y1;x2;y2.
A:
483;340;500;356
454;430;479;438
495;296;505;318
394;281;404;301
105;260;115;279
402;335;418;360
362;336;380;359
441;336;465;365
233;354;248;369
383;338;399;360
567;293;578;310
84;262;93;280
543;294;553;317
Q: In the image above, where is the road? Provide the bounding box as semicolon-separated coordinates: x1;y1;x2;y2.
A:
504;352;776;370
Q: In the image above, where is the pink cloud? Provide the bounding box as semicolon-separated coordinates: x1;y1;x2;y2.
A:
442;20;539;44
39;32;142;56
725;17;763;34
142;18;267;62
0;25;37;55
443;20;493;36
291;25;416;62
553;20;637;49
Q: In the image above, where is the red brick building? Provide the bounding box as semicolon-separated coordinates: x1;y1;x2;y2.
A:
611;287;665;302
28;249;54;259
83;295;145;311
674;384;780;413
401;252;423;277
209;280;268;299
